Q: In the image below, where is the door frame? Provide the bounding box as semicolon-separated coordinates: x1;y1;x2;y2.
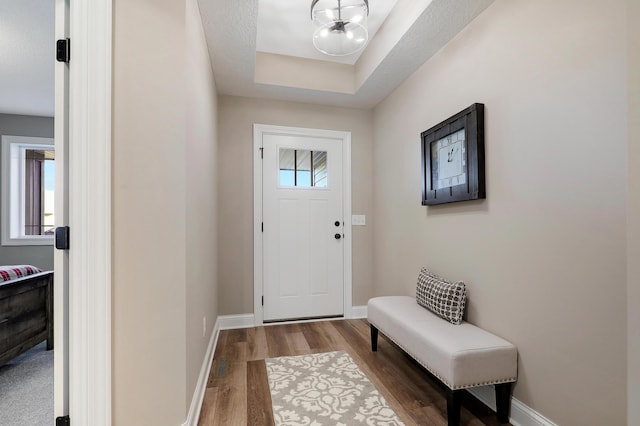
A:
54;0;112;424
53;0;69;418
253;124;353;325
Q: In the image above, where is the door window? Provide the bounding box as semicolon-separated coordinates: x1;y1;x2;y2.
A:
279;148;327;188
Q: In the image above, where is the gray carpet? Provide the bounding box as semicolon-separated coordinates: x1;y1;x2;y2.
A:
0;343;54;426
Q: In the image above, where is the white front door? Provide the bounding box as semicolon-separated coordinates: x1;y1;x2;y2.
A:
261;129;345;321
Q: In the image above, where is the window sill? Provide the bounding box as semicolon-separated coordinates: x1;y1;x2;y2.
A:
1;237;54;246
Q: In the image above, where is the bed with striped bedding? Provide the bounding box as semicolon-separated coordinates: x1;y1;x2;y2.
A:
0;265;53;366
0;265;43;282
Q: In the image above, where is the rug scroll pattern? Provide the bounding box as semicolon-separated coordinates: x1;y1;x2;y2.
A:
265;350;405;426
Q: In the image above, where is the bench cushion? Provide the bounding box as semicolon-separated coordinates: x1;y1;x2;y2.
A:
368;296;517;390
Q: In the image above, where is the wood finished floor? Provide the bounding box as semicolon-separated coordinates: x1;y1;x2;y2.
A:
198;319;510;426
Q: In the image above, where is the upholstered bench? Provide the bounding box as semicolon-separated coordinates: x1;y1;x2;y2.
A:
367;269;517;426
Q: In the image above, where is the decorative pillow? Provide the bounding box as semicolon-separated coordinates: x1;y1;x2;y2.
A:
0;265;43;282
416;268;467;325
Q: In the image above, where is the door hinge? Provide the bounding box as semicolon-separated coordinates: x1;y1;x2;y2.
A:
259;147;264;159
55;226;70;250
56;38;70;63
262;296;264;306
261;222;264;232
56;415;70;426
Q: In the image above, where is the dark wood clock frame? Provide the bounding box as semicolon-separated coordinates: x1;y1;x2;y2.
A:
421;103;485;205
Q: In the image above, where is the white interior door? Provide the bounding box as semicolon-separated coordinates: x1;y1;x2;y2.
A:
53;0;70;419
52;1;112;423
262;131;345;321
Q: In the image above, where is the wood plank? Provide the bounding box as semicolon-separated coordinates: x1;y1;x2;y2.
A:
297;321;333;352
197;387;218;426
213;330;229;359
246;326;269;361
209;361;246;425
264;324;292;358
283;324;310;355
408;405;447;426
207;358;230;388
247;360;275;426
312;320;344;350
216;328;247;362
227;328;247;344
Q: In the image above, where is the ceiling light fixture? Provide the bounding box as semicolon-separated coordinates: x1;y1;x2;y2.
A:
311;0;369;56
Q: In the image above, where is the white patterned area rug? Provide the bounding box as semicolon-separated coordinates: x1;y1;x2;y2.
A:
265;350;405;426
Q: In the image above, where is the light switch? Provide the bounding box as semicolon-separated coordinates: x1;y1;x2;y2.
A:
352;215;366;226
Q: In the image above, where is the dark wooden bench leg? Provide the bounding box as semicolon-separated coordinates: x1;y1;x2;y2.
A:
495;382;512;423
446;389;461;426
370;325;378;352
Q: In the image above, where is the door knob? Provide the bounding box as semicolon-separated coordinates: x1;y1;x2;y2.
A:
334;221;340;227
334;233;342;240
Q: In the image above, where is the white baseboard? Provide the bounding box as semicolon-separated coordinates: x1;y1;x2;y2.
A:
350;305;368;318
218;313;256;330
182;317;221;426
467;386;556;426
218;306;367;329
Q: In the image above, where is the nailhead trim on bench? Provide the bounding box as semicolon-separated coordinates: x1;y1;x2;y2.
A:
368;319;517;391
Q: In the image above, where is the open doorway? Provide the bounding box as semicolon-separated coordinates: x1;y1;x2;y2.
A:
0;1;57;424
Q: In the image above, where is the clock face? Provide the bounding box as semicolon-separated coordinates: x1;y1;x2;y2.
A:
431;129;466;190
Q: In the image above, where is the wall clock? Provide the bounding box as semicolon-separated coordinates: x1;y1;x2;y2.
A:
421;103;485;205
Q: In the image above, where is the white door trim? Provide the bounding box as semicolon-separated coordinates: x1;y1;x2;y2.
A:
253;124;352;325
60;0;112;424
53;0;69;418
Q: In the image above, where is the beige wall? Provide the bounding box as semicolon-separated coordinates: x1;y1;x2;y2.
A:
217;95;374;315
113;0;187;423
628;0;640;423
186;0;219;414
113;0;218;423
372;1;627;424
